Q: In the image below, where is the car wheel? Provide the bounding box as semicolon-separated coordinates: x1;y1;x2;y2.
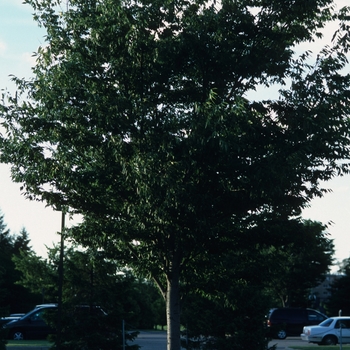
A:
11;330;25;340
322;335;337;346
276;329;287;339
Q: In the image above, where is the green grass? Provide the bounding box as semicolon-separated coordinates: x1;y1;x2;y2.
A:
290;346;350;350
6;340;52;347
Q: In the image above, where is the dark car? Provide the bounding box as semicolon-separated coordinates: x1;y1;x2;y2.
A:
3;304;57;340
3;303;107;340
267;307;328;339
0;314;25;327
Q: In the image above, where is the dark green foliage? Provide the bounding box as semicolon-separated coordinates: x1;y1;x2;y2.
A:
181;287;270;350
13;245;163;348
0;213;40;313
179;229;274;350
0;327;6;350
12;249;57;303
179;218;333;349
262;220;335;307
48;304;140;350
325;259;350;315
0;213;37;348
54;247;162;330
2;1;350;349
0;305;7;350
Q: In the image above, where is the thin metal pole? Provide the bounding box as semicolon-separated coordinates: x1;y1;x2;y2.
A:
339;309;342;350
57;211;65;350
122;319;125;350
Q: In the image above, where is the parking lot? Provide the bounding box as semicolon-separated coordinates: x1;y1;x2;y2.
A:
5;333;321;350
129;331;183;350
130;332;320;350
268;337;321;349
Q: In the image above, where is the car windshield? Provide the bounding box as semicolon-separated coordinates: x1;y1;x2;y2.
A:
319;319;333;327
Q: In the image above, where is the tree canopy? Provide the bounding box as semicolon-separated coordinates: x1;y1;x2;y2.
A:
1;1;350;349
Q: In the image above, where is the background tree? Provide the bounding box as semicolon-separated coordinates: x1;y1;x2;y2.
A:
325;258;350;315
0;212;12;313
0;324;6;350
264;220;335;307
0;212;40;313
181;266;272;350
179;218;333;349
0;212;11;349
13;244;164;326
1;1;350;349
13;249;58;304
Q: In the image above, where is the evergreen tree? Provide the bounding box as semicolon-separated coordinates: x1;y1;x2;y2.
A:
0;212;40;313
0;211;12;312
13;228;32;253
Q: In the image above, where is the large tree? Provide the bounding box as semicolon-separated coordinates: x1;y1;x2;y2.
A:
1;1;350;349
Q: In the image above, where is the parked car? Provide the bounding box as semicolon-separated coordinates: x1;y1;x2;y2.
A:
0;314;25;327
267;307;328;339
301;316;350;345
3;303;107;340
3;304;57;340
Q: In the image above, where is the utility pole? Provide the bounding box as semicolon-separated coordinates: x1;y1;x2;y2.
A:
122;320;126;350
57;210;65;350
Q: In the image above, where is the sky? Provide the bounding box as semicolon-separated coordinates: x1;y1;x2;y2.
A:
0;0;350;267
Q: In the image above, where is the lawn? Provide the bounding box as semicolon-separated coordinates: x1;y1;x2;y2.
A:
290;346;350;350
6;340;52;348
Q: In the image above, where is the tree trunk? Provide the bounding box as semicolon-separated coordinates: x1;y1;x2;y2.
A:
166;261;181;350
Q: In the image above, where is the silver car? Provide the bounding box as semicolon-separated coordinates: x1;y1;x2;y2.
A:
301;316;350;345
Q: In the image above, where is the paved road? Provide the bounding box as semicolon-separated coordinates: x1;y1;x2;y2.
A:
268;337;319;349
129;331;181;350
5;333;317;350
129;332;318;350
